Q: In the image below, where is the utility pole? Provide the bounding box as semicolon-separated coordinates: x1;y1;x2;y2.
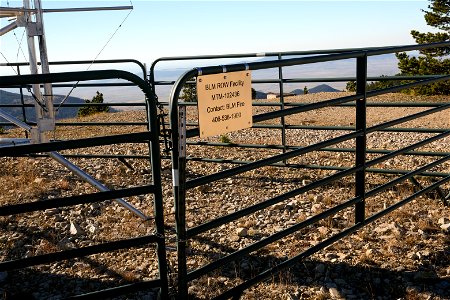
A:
22;0;54;143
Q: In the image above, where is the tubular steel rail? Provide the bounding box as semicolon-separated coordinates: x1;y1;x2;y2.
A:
0;59;149;131
0;70;169;298
150;45;450;180
168;42;450;298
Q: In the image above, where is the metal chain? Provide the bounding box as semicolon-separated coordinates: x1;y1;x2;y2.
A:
151;88;173;154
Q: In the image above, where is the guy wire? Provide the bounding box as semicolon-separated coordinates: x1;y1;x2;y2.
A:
56;1;134;112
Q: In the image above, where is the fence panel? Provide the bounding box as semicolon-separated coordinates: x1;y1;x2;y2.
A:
0;69;169;299
166;42;450;298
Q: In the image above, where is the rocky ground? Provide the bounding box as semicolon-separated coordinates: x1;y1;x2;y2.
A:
0;92;449;300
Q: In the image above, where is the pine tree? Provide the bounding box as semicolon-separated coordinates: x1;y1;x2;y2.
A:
180;77;197;102
396;0;450;95
77;91;110;117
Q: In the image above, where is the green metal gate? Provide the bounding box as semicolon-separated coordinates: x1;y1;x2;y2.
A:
163;42;450;299
0;69;169;299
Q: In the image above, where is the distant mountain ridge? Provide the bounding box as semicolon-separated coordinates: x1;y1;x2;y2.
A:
296;84;341;94
0;89;84;123
255;84;341;99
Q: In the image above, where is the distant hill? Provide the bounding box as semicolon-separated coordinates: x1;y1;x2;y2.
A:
290;88;305;95
254;84;341;99
291;84;340;95
0;89;84;123
254;90;268;99
309;84;341;93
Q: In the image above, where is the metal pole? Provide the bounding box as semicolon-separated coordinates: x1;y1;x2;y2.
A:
176;105;188;298
169;69;195;299
49;151;150;221
0;109;32;131
144;76;169;298
278;54;287;162
0;5;133;14
0;21;18;36
355;55;367;224
23;0;54;143
23;0;42;141
17;66;29;138
34;0;55;129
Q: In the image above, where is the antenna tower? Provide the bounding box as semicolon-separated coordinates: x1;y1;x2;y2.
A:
0;0;133;142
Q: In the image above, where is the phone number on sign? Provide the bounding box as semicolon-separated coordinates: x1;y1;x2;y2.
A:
211;112;242;123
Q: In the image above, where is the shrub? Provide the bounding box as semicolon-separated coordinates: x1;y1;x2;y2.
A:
219;134;231;143
180;77;197;102
77;91;110;117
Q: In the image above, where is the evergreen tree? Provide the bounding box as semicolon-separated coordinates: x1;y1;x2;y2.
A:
78;91;110;117
180;77;197;102
396;0;450;95
345;76;400;92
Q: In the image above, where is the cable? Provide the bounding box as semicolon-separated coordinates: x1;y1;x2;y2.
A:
14;29;28;62
56;2;134;111
0;50;18;75
1;0;20;75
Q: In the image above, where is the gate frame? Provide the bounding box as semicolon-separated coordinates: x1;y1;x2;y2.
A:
168;41;450;298
0;69;169;298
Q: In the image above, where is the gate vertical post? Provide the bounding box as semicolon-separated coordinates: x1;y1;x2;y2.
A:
178;105;188;298
170;70;195;299
355;55;367;224
172;104;188;299
278;54;287;161
145;84;169;299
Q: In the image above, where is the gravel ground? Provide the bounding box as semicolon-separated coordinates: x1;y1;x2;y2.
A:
0;92;449;300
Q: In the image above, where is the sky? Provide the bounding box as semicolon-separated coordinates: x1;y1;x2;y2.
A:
0;1;435;70
0;0;439;99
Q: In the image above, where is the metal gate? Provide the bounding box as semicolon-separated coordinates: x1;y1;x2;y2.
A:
164;42;450;298
1;41;449;299
0;69;169;299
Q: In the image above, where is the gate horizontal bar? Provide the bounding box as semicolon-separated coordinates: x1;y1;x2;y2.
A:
181;122;446;134
187;165;361;238
1;58;146;78
3;122;148;127
0;235;160;271
213;174;450;299
186;132;450;237
68;280;163;299
186;130;361;189
187;141;450;156
367;103;450;134
0;185;156;216
0;103;145;107
365;155;450;199
0;131;151;156
181;75;449;140
189;154;450;283
185;157;450;178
